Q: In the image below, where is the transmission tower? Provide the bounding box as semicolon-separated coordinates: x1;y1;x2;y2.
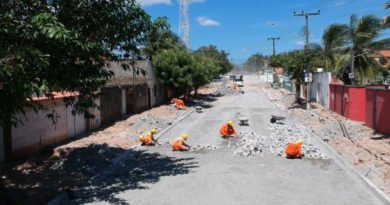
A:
179;0;190;49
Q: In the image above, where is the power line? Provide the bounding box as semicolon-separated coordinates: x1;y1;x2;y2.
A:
294;10;321;110
267;37;280;56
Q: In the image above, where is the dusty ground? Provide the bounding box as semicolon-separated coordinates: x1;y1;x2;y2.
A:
0;81;227;204
263;84;390;196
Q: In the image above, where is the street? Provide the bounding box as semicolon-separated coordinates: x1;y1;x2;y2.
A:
76;76;385;205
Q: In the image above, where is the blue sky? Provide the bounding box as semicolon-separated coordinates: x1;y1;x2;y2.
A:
138;0;390;64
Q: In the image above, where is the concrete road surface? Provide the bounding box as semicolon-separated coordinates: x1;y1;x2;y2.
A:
80;76;386;205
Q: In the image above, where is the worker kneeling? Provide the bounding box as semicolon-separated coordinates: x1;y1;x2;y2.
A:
171;134;191;151
139;129;157;146
171;98;187;110
220;120;238;138
285;139;304;159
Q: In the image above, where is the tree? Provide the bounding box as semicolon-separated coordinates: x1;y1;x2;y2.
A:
0;0;151;159
322;15;385;84
322;24;349;71
243;53;268;73
195;45;233;74
50;0;151;58
143;17;185;59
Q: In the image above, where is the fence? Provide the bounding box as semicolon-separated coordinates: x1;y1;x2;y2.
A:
330;84;390;135
366;87;390;134
310;72;331;109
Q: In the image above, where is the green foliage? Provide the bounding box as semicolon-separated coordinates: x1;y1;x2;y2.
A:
0;0;152;127
153;48;222;95
322;14;385;84
51;0;150;57
143;17;185;58
194;45;233;74
243;53;268;73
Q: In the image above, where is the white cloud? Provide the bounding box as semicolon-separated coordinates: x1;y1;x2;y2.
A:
138;0;172;7
296;40;305;46
189;0;206;3
241;48;248;53
196;16;220;27
334;1;347;7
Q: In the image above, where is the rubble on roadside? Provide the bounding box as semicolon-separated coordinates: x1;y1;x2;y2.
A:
233;123;326;159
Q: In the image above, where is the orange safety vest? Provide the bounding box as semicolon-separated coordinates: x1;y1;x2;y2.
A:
285;143;302;158
233;83;237;92
139;132;155;145
219;124;237;136
175;99;185;109
171;137;186;151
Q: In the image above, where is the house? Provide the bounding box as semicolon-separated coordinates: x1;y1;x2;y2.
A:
100;59;166;125
0;59;164;161
3;92;99;158
371;50;390;67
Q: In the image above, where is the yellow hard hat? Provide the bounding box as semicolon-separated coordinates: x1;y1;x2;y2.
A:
296;139;304;145
227;120;233;126
151;128;157;134
182;133;189;140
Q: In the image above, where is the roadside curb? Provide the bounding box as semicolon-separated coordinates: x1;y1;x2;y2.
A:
308;121;390;205
262;86;390;204
127;108;195;150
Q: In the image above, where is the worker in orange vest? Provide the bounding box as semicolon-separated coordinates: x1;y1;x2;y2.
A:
139;128;157;146
171;98;187;110
171;134;191;151
233;82;237;92
285;139;304;158
219;120;238;138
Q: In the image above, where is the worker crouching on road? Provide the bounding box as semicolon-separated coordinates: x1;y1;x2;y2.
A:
171;98;187;110
220;120;238;138
139;129;157;146
171;134;191;151
285;139;304;159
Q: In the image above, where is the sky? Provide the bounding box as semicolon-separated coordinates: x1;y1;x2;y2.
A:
138;0;390;64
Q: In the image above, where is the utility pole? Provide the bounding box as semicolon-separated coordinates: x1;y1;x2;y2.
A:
294;10;320;110
267;37;280;56
179;0;190;49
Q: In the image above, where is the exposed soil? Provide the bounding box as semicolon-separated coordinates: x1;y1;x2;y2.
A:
263;85;390;196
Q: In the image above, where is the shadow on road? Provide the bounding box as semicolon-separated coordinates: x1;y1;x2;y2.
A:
0;144;198;205
72;149;198;204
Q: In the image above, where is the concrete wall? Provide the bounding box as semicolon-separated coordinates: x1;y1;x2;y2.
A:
146;59;166;106
310;72;331;109
10;98;90;156
100;87;123;125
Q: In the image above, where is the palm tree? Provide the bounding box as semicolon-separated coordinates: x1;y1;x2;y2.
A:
322;15;384;84
322;24;348;71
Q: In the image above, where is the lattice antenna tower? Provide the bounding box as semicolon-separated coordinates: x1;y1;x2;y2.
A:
179;0;190;49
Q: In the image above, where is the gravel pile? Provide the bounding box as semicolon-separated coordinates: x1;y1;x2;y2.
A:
212;85;237;96
233;123;326;159
131;113;174;132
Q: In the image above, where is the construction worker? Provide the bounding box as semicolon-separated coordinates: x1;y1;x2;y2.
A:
139;128;157;146
171;134;191;151
285;139;304;159
171;98;187;110
220;120;238;138
233;82;237;92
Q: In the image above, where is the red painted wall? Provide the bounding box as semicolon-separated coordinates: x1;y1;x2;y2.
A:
343;87;366;122
329;85;335;111
365;89;375;129
335;85;344;114
374;90;390;135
